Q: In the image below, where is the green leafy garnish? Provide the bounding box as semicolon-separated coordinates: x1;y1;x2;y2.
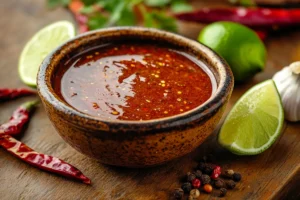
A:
47;0;70;8
48;0;193;32
143;10;177;32
171;0;193;13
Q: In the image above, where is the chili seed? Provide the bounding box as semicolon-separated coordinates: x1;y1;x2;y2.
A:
111;111;119;115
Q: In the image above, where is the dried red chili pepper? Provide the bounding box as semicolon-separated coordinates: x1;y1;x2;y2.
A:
0;88;36;101
0;134;91;184
0;101;38;135
175;8;300;29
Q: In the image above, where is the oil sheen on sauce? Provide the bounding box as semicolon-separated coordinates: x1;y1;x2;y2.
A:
53;43;217;121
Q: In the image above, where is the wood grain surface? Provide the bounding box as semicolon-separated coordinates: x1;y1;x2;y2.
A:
0;0;299;200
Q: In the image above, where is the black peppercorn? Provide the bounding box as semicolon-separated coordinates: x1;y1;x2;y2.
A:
181;182;192;193
172;188;184;200
187;172;196;182
197;162;206;171
200;174;211;185
195;170;202;179
219;188;227;197
226;180;236;189
203;165;214;175
233;173;242;182
214;179;225;189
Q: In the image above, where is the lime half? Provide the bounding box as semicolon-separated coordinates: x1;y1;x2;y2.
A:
218;80;284;155
19;21;75;87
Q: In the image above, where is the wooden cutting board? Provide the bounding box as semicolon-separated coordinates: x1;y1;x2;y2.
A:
0;0;299;199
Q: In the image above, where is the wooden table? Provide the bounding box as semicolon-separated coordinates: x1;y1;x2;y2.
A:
0;0;299;199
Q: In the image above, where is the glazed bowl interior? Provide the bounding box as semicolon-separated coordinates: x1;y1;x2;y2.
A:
38;27;233;133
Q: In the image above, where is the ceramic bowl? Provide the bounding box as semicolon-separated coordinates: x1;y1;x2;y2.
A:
37;27;234;167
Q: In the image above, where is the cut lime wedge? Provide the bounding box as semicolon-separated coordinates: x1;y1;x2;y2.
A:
19;21;75;87
218;80;284;155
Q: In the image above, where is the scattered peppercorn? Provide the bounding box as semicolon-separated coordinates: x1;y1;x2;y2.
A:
211;166;221;180
200;155;208;163
197;162;206;171
189;189;200;199
187;172;196;182
223;169;234;179
226;180;236;189
214;179;226;189
200;174;211;185
181;182;192;193
233;173;242;182
203;165;214;175
192;178;201;189
219;188;227;197
172;188;184;200
203;184;213;193
195;170;202;179
175;155;243;198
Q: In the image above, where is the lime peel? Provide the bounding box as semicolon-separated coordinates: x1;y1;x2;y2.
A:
19;21;75;87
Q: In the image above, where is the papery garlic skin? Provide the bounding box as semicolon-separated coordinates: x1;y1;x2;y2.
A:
273;62;300;122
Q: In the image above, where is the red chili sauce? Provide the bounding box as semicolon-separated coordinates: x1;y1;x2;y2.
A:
53;43;216;121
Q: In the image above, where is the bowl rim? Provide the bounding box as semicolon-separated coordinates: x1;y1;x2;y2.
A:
37;26;233;131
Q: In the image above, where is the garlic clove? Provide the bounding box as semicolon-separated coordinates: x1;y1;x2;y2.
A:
290;61;300;74
273;62;300;122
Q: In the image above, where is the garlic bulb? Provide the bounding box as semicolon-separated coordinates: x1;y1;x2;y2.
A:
273;61;300;122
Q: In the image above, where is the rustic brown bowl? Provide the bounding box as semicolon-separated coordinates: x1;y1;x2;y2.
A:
37;27;233;167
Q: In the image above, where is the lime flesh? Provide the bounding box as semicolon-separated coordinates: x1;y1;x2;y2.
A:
19;21;75;87
218;80;284;155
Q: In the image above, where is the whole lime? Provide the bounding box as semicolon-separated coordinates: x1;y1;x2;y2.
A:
198;22;266;82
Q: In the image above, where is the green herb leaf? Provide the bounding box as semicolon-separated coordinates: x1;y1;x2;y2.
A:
80;5;95;15
81;0;99;6
143;11;177;32
144;0;171;7
116;6;136;26
106;1;126;26
170;0;193;13
88;14;108;30
47;0;70;8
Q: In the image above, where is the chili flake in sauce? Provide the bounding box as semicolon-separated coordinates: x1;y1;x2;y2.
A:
53;43;216;121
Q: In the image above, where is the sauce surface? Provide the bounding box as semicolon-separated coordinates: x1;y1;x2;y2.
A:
53;43;215;121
